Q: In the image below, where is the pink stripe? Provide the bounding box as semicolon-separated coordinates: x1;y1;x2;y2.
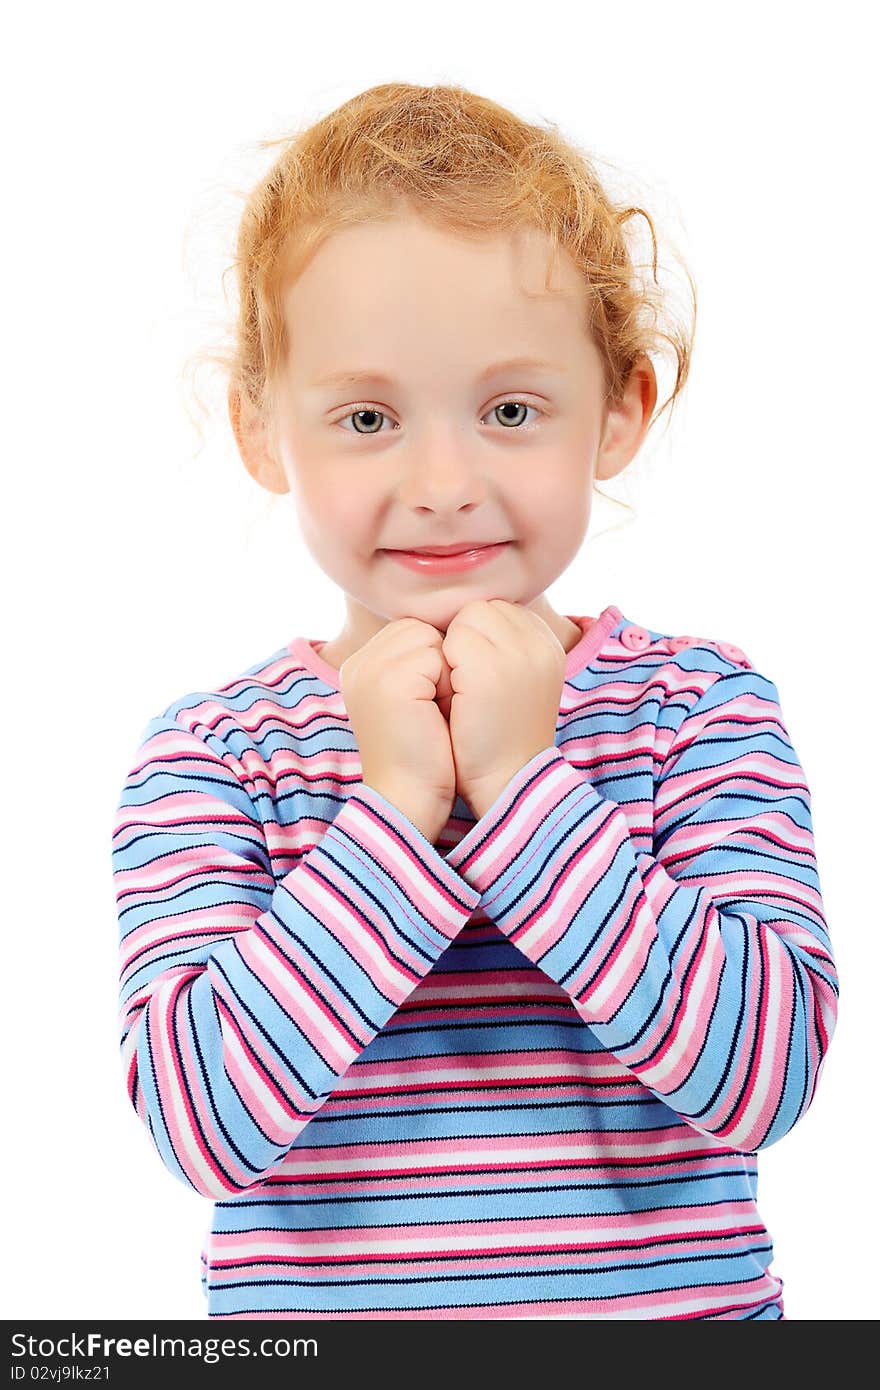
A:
120;909;255;978
722;930;794;1147
237;919;364;1066
209;1227;767;1272
337;1052;638;1084
174;985;260;1189
712;925;771;1142
286;866;422;995
213;993;306;1129
339;796;473;925
621;903;725;1088
263;1151;741;1193
214;1275;783;1320
210;1200;757;1249
161;973;234;1191
279;1123;699;1162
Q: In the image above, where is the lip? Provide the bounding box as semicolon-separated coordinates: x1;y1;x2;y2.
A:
391;542;507;555
383;542;510;574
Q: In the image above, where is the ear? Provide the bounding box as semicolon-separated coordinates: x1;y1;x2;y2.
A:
227;385;289;495
594;354;658;482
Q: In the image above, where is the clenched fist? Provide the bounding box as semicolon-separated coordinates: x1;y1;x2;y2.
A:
340;618;457;844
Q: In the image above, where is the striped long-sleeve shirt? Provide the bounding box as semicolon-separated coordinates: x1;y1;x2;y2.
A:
110;602;838;1320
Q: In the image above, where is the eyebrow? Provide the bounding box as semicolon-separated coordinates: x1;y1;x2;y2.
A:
309;356;563;389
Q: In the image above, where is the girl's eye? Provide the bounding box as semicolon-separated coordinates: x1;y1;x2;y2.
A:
338;401;540;435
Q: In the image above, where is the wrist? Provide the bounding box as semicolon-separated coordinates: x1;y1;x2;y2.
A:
464;749;557;820
361;779;445;843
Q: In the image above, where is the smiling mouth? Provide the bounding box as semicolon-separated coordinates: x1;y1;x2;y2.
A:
386;542;511;555
380;541;511;574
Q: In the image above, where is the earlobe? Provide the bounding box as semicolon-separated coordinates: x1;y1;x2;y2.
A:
228;385;289;495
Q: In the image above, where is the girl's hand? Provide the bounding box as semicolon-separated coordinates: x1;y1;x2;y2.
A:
441;600;567;819
341;618;457;844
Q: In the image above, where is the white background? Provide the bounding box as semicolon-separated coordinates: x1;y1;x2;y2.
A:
4;0;876;1321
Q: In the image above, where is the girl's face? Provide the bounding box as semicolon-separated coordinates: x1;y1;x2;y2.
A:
241;213;653;657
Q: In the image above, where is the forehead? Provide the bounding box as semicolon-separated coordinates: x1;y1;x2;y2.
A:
281;216;591;375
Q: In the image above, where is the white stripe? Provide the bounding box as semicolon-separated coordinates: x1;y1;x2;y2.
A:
455;759;576;881
278;1135;722;1175
242;927;359;1067
218;1210;759;1259
220;1005;308;1132
334;797;471;922
512;812;612;956
584;882;653;1017
408;980;568;1002
637;928;723;1089
151;979;226;1192
285;872;416;996
724;929;785;1146
335;1059;634;1088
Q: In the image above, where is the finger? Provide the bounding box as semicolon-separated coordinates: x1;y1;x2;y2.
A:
443;599;503;653
346;617;436;672
485;601;564;659
445;598;499;638
433;652;455;706
488;600;544;640
441;621;494;668
435;691;453;723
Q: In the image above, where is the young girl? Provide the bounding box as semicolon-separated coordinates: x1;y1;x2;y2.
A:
111;82;838;1321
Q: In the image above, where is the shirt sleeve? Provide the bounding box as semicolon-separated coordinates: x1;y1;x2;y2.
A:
444;667;838;1154
111;715;480;1199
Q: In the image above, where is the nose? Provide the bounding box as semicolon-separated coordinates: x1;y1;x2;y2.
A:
395;424;490;514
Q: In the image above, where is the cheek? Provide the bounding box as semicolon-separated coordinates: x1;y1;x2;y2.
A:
296;477;374;560
513;459;591;535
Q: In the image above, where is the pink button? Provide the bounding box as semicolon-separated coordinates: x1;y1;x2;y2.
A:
718;641;748;664
620;624;650;651
669;634;699;652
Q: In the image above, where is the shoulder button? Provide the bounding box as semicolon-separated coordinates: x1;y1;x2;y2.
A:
717;640;749;665
667;634;752;668
620;623;651;652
